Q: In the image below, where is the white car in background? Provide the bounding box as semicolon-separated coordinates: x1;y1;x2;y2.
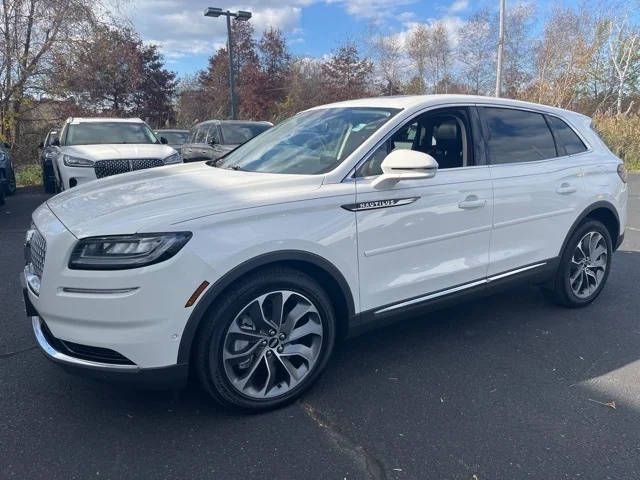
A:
24;95;627;411
51;117;181;190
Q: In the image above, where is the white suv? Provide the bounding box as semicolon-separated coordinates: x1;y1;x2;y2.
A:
23;96;628;411
50;117;182;190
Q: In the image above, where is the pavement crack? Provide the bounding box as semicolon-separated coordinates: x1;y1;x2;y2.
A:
0;345;37;359
300;401;387;480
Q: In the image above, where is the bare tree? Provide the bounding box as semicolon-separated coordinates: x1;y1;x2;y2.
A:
500;3;535;97
457;9;494;94
430;22;453;93
407;24;431;94
533;6;594;108
0;0;104;154
367;25;404;95
606;8;640;114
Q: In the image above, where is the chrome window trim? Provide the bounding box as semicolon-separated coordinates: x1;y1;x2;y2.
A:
343;102;594;181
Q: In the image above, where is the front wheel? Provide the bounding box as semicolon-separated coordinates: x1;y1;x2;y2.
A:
195;268;336;411
7;166;16;195
542;220;612;307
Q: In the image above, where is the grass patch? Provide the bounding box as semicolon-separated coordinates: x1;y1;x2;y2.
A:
592;115;640;172
15;163;42;187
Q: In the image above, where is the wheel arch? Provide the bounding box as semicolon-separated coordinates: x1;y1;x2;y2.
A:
177;250;356;364
559;201;621;257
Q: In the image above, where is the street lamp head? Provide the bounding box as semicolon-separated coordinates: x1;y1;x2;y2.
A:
236;10;252;21
204;7;223;17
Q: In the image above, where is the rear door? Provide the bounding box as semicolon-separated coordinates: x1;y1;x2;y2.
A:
479;106;587;276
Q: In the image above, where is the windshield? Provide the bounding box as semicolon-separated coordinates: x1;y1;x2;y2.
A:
221;123;271;145
158;131;189;144
216;108;399;174
65;122;159;146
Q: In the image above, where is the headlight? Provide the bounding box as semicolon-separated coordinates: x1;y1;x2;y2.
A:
68;232;192;270
63;154;93;167
163;153;182;165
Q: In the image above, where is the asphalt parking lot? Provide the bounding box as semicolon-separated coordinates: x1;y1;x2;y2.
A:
1;178;640;480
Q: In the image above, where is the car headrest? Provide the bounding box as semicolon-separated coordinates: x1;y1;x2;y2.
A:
434;123;457;141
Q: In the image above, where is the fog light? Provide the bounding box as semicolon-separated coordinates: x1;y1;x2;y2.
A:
24;265;41;296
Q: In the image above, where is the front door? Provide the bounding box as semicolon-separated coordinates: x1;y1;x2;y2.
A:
354;107;494;314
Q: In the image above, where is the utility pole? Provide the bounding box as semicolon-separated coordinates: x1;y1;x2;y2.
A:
495;0;505;97
226;13;236;120
204;8;252;120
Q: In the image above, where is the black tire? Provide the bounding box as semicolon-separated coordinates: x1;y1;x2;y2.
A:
194;267;336;411
7;166;16;195
542;219;612;308
0;184;5;206
42;163;55;193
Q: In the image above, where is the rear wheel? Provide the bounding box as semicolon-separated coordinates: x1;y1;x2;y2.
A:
195;267;336;411
542;220;612;307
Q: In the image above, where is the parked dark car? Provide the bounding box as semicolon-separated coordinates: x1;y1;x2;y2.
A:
0;141;15;204
181;120;272;163
39;129;59;193
154;129;189;157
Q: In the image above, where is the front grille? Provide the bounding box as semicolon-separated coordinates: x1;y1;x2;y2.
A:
40;320;135;365
94;158;164;179
30;229;46;277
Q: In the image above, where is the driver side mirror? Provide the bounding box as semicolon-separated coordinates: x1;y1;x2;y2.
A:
160;136;168;144
208;138;216;146
38;142;44;149
372;149;438;189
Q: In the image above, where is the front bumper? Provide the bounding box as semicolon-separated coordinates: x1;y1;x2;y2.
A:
25;202;215;372
31;315;188;388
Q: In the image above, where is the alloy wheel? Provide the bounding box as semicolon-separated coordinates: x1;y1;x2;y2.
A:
569;231;608;299
222;290;324;399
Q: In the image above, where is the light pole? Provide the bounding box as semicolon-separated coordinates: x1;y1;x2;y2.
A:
204;7;252;120
495;0;505;97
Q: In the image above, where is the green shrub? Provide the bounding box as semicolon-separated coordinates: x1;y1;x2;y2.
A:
15;164;42;187
592;115;640;172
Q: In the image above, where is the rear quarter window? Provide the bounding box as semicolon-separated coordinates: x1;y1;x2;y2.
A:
546;116;587;156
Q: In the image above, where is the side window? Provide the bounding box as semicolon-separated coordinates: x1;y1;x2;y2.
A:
356;108;473;177
207;124;220;144
546;115;587;156
194;126;207;143
480;107;556;164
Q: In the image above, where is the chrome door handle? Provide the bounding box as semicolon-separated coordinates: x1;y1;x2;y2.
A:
458;196;487;209
556;183;577;195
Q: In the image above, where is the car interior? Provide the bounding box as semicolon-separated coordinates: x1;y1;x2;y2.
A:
357;110;471;177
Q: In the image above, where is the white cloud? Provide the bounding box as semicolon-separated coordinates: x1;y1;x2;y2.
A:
448;0;469;14
126;0;307;61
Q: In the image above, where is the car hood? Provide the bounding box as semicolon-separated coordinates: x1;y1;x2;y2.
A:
61;143;176;160
46;162;325;237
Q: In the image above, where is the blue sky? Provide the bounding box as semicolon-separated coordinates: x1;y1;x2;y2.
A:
124;0;559;77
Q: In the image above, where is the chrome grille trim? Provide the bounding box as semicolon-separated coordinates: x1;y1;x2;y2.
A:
30;228;46;277
94;158;164;179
